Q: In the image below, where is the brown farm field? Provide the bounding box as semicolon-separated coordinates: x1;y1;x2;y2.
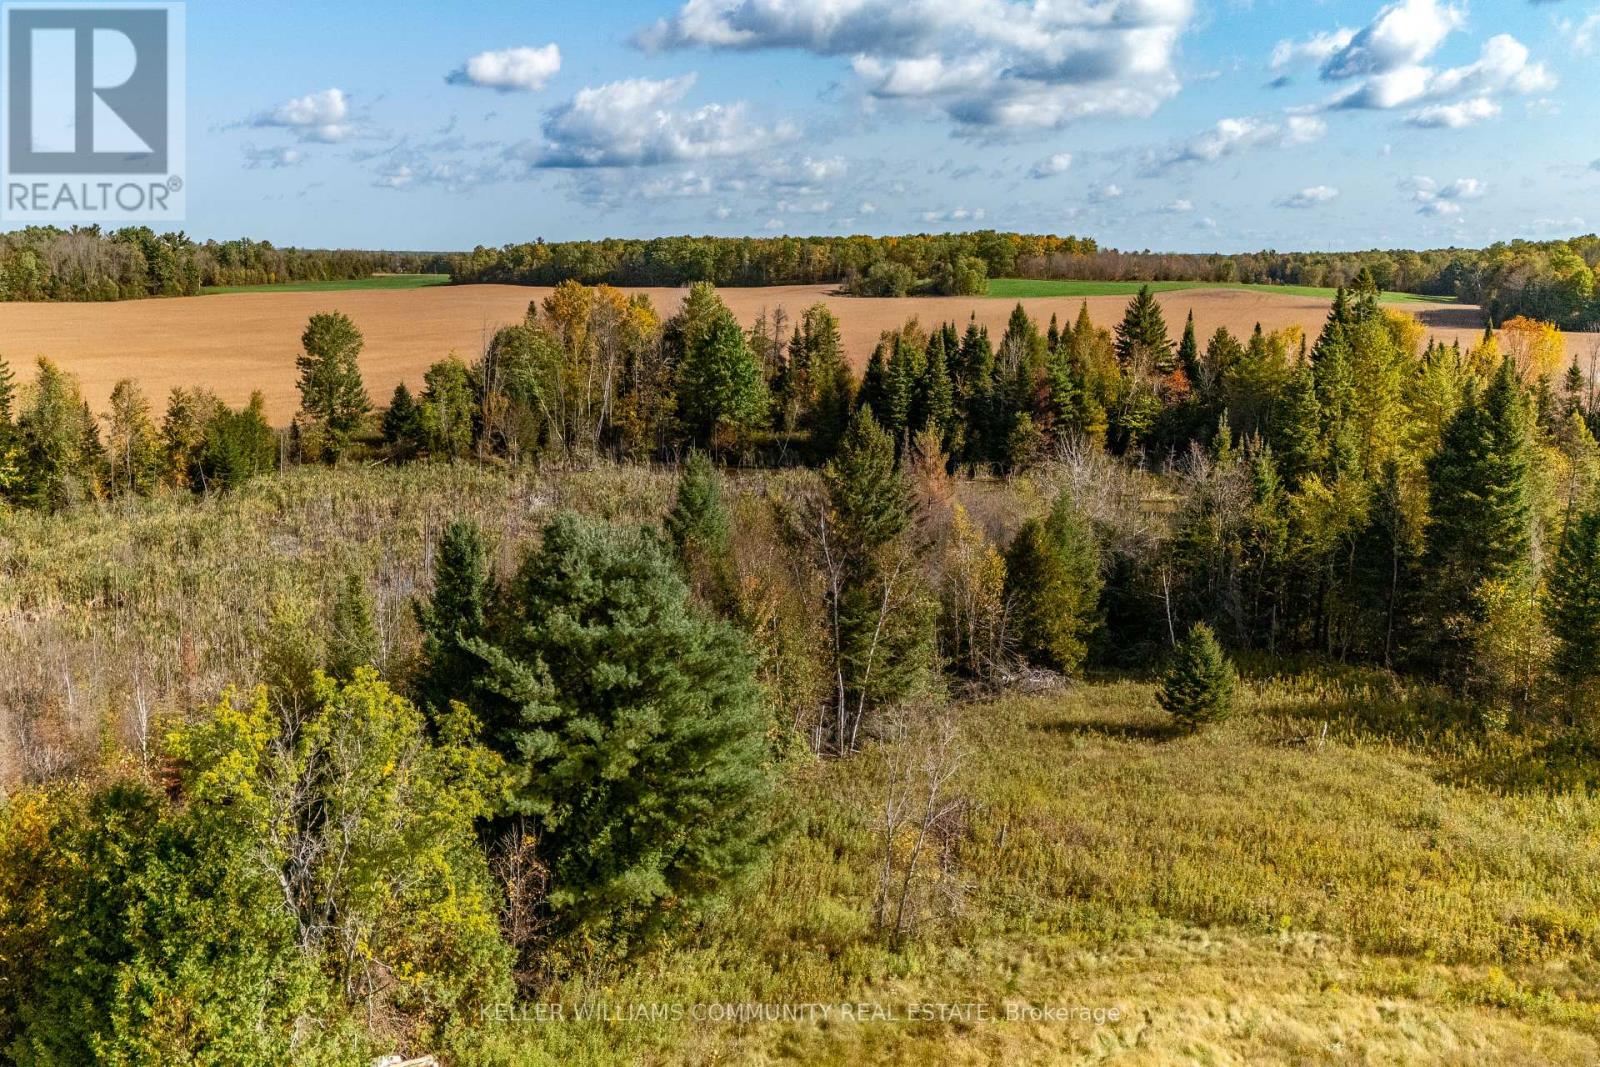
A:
1;282;1590;424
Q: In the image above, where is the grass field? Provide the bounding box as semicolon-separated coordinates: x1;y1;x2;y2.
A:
4;463;1597;1064
201;273;453;295
986;277;1455;305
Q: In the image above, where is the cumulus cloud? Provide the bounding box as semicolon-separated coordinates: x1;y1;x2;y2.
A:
1310;0;1553;127
251;88;353;143
1278;185;1339;208
635;0;1196;131
1163;198;1194;213
1408;174;1483;215
1029;152;1073;178
1091;182;1123;201
1406;96;1500;127
1417;199;1462;217
447;45;561;92
921;206;987;223
511;74;794;168
1154;113;1324;170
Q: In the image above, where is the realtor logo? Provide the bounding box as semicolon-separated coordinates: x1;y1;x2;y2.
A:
1;2;184;220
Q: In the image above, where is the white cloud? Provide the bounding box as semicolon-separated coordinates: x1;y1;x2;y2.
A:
1163;198;1194;213
636;0;1196;131
1029;152;1073;178
1312;1;1553;128
859;201;878;215
1271;29;1356;71
1418;200;1462;217
1278;185;1339;208
1092;182;1123;201
1407;174;1485;209
251;88;353;143
1320;0;1463;81
448;45;561;92
1406;96;1500;127
1155;113;1324;170
512;74;794;168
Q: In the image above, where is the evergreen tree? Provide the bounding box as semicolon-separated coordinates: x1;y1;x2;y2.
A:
1005;492;1103;675
1177;310;1201;384
382;382;422;458
16;358;103;509
196;392;277;492
804;311;856;460
467;512;775;939
1158;622;1238;730
327;569;380;679
1274;361;1321;487
414;519;492;720
1423;359;1533;673
676;309;769;449
1545;495;1600;696
295;311;371;461
920;335;957;458
821;408;936;744
1115;285;1173;371
665;449;737;612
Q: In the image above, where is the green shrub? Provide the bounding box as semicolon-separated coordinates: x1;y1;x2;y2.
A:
1159;622;1238;730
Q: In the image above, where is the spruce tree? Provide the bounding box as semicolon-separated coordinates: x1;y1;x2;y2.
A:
1423;359;1533;672
1159;622;1238;730
381;382;421;458
676;310;769;449
920;335;957;458
414;519;492;721
1115;285;1173;371
665;449;737;612
1005;492;1103;675
1545;496;1600;694
1177;310;1201;384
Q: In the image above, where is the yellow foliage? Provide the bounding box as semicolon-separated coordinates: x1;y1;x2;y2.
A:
1499;316;1565;382
1382;309;1425;361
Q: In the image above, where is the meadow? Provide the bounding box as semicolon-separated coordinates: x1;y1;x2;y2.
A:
3;463;1596;1064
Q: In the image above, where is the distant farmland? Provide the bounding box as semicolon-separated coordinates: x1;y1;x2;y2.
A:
201;273;452;295
985;278;1456;304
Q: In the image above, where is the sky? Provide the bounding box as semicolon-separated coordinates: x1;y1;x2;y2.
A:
162;0;1600;252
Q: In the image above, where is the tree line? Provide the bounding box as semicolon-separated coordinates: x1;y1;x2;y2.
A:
0;226;440;301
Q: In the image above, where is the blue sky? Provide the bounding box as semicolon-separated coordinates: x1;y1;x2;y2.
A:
177;0;1599;252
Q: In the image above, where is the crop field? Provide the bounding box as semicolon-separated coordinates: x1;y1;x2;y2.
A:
0;282;1546;424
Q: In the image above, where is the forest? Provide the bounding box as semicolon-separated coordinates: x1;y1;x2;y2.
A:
0;226;438;301
2;273;1599;1063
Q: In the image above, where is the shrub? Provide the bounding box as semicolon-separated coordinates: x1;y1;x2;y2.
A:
1159;622;1238;730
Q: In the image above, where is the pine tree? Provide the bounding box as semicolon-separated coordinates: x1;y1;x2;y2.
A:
1158;622;1238;730
468;511;774;938
1545;495;1600;696
821;409;935;744
856;342;891;427
327;569;379;679
1005;492;1103;675
414;519;492;722
920;335;957;458
296;311;371;461
1115;285;1173;371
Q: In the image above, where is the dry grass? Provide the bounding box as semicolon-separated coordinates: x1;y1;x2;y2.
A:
0;283;1522;424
